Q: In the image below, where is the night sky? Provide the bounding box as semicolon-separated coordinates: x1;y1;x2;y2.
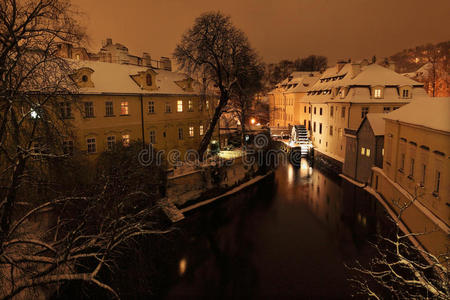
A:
72;0;450;64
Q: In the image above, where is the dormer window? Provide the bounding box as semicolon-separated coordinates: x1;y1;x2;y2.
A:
82;75;88;82
402;89;409;98
146;74;152;86
374;88;382;99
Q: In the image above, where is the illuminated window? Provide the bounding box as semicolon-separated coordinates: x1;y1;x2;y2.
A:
199;125;204;135
149;130;156;144
107;136;115;151
361;147;365;155
177;100;183;112
120;101;129;115
188;100;193;112
374;88;382;98
206;100;209;110
87;138;96;153
148;101;155;113
189;126;194;137
382;148;384;156
122;134;130;147
366;148;371;157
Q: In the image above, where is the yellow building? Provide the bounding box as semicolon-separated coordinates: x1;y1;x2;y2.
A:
268;72;320;129
371;98;450;256
304;60;427;165
64;59;216;160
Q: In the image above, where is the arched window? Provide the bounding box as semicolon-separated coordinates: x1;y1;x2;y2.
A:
146;74;152;86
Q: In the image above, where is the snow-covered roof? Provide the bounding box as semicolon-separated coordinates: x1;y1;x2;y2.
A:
70;60;201;95
304;62;425;104
384;97;450;133
343;64;422;87
365;113;385;136
269;71;320;95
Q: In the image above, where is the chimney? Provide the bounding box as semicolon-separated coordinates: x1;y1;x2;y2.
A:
160;56;172;71
143;52;152;67
337;59;347;72
103;38;112;47
351;62;361;77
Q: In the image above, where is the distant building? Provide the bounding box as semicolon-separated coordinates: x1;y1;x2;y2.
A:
371;98;450;256
343;113;384;183
304;60;426;168
268;72;320;129
57;38;172;71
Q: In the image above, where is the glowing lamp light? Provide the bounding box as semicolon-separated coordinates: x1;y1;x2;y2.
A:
179;258;187;276
250;118;256;125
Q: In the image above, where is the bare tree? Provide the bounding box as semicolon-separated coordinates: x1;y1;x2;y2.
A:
0;1;169;298
348;187;448;299
226;57;264;145
174;11;261;158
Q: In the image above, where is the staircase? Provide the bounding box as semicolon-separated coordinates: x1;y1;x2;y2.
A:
291;125;312;156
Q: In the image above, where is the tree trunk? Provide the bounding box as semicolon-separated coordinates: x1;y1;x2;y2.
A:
198;94;228;160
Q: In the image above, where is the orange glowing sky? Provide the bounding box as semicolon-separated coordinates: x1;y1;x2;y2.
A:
72;0;450;65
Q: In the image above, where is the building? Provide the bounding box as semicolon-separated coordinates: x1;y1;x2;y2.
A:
304;60;426;168
371;98;450;256
268;72;320;129
64;59;216;160
343;113;384;183
57;38;172;70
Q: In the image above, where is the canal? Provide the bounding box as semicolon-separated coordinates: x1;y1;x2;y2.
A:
58;160;393;299
106;159;394;299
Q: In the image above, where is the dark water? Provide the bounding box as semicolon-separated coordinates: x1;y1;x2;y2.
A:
59;160;391;299
109;160;390;300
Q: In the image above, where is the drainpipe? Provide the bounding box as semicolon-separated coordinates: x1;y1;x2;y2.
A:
140;94;145;149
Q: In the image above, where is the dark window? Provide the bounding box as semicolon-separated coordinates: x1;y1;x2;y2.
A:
148;101;155;113
59;102;72;119
361;107;369;118
146;74;152;86
105;101;114;116
319;123;322;134
319;108;323;115
84;102;94;117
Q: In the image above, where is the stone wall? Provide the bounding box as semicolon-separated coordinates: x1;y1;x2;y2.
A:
167;157;259;206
